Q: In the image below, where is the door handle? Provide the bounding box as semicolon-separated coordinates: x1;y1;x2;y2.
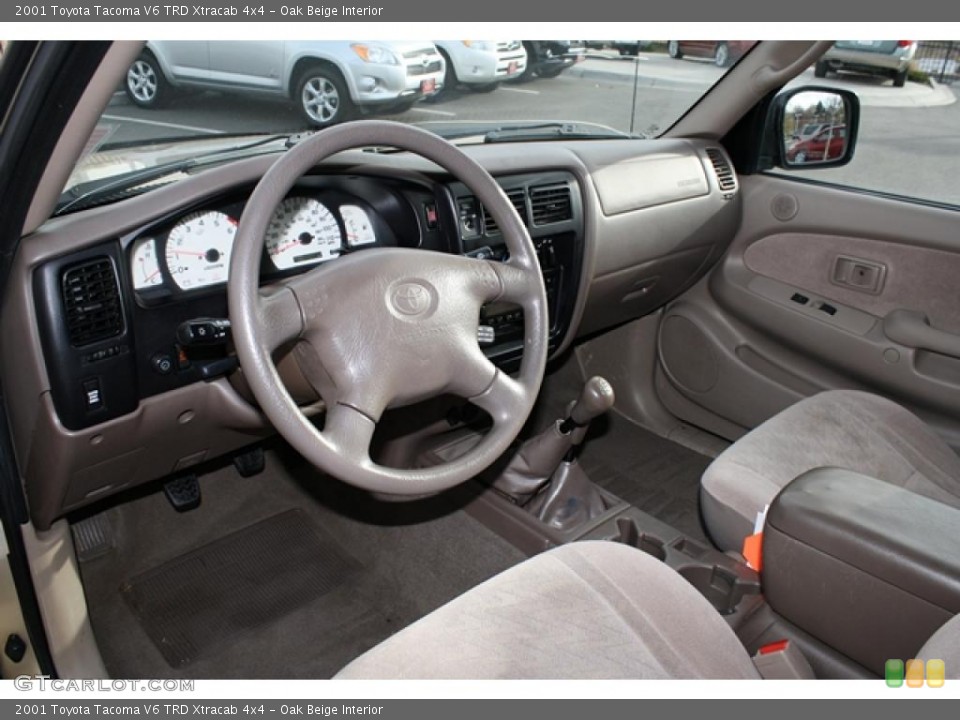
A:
882;309;960;358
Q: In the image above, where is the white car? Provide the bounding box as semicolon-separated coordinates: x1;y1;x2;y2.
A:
433;41;527;93
125;41;446;127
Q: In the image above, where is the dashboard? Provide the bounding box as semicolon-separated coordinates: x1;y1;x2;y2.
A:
6;138;740;530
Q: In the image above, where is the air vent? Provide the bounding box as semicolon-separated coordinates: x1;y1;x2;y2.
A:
706;148;737;193
530;183;572;226
482;187;528;235
61;258;123;347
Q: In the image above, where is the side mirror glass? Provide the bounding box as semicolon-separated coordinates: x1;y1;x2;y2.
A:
774;87;859;169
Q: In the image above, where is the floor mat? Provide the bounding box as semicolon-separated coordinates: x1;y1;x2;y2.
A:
78;450;526;679
578;412;713;543
120;509;359;668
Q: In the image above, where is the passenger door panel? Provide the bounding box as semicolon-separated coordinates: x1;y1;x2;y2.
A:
657;173;960;448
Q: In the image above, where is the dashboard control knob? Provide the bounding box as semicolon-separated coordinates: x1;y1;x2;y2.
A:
151;352;175;376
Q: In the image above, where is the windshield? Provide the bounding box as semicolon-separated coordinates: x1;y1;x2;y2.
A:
62;40;756;207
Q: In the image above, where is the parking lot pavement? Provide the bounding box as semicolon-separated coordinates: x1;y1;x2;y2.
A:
572;51;727;88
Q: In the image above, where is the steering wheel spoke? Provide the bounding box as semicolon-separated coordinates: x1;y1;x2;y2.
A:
485;259;537;305
464;355;528;425
322;402;377;466
258;285;304;351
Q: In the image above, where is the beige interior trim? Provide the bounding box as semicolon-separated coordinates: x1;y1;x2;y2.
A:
0;522;40;678
22;520;108;679
24;41;143;235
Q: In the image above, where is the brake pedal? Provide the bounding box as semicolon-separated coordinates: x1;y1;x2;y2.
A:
163;475;201;512
233;446;265;478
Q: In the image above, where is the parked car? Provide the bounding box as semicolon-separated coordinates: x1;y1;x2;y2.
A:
433;40;527;93
124;41;446;127
519;41;586;79
791;121;833;142
610;40;653;57
786;124;847;163
816;40;918;87
667;40;755;67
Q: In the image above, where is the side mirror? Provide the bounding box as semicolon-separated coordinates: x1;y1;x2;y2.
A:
772;86;860;169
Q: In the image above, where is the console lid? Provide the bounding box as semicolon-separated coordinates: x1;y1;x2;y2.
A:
763;467;960;676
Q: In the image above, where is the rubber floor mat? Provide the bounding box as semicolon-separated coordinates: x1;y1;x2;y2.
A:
120;509;359;668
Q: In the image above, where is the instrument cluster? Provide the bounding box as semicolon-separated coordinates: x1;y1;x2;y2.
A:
130;195;379;295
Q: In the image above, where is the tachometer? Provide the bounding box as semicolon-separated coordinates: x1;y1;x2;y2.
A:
131;238;163;290
340;204;377;247
266;197;342;270
164;211;236;290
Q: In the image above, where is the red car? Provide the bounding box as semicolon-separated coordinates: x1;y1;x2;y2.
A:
787;124;848;163
667;41;756;67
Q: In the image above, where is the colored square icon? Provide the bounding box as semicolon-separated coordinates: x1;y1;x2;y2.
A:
885;659;904;687
926;659;945;688
906;659;925;688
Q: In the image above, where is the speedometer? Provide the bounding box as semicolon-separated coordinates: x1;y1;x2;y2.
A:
266;197;342;270
165;211;236;290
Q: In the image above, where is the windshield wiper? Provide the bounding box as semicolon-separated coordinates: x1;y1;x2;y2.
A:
482;122;639;142
56;134;293;216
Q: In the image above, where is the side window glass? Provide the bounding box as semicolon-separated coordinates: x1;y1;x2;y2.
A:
771;41;960;207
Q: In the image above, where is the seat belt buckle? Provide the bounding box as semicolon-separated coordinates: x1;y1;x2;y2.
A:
752;639;816;679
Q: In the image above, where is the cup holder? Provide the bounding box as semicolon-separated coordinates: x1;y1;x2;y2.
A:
677;565;747;615
613;518;667;562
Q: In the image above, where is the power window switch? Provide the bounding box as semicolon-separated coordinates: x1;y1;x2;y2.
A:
790;292;809;305
82;378;103;410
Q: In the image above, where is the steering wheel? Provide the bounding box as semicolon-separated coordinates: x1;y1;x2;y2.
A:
228;121;549;495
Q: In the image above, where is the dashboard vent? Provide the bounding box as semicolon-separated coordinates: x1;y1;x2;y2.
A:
482;187;529;235
61;258;123;347
706;148;737;193
530;183;572;225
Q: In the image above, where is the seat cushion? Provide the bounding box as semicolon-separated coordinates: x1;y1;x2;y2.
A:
335;541;759;679
702;390;960;552
918;614;960;676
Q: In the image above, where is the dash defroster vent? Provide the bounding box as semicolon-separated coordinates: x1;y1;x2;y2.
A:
705;148;737;194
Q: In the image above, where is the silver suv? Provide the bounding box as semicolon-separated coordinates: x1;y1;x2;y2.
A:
124;41;446;127
816;41;918;88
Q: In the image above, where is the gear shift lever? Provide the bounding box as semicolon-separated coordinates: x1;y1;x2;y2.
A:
491;376;615;504
559;376;616;442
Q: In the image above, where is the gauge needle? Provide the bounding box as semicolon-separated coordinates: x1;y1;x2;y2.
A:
170;250;207;257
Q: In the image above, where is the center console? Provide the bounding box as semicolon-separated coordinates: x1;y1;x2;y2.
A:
762;467;960;676
424;370;763;633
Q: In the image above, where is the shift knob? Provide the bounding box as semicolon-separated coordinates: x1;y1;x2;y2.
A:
569;376;615;426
